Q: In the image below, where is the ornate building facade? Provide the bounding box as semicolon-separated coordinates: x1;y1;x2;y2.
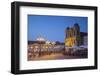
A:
65;23;87;47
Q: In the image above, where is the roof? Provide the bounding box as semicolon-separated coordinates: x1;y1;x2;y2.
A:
80;32;88;37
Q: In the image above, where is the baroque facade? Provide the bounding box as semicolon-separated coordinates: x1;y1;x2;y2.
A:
65;23;87;47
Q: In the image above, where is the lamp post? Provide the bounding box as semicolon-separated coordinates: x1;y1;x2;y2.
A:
51;42;56;53
46;41;50;54
38;39;42;57
36;37;45;57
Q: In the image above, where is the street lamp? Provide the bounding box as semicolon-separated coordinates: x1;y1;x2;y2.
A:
36;37;45;56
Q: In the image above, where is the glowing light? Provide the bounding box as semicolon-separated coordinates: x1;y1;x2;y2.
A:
35;46;38;48
30;46;33;49
36;37;45;41
46;41;50;44
65;37;75;47
51;42;56;45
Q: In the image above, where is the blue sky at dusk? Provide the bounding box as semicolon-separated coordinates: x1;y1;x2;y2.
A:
28;15;88;42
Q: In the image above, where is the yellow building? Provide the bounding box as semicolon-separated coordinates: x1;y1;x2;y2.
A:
65;23;80;47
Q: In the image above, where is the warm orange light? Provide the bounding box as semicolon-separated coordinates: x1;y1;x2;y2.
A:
65;37;75;47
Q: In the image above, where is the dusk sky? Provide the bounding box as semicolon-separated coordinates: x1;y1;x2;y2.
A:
28;15;88;42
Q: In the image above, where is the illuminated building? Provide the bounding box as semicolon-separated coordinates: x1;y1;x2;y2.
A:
28;37;57;52
65;23;87;47
36;37;46;42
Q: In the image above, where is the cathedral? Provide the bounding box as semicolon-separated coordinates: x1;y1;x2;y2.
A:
65;23;87;47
